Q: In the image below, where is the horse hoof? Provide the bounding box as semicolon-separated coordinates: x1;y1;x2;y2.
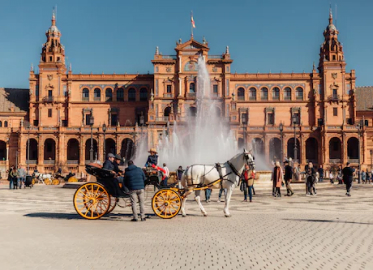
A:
202;212;208;217
225;214;231;217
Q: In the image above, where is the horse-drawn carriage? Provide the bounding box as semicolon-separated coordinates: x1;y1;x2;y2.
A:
73;150;254;220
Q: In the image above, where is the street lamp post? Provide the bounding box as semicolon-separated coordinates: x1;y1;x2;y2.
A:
370;149;373;171
102;123;107;161
89;115;94;163
242;113;247;149
357;123;362;183
292;116;297;163
279;122;284;162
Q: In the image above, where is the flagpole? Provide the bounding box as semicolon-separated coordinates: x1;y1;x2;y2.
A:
191;11;193;38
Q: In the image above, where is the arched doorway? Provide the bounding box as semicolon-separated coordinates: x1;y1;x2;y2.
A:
105;138;116;156
269;138;281;162
287;138;300;161
252;138;264;156
347;137;359;162
164;107;171;121
121;138;135;162
85;139;98;162
306;137;318;165
26;139;38;163
0;140;6;160
67;139;80;163
44;139;56;163
329;137;342;161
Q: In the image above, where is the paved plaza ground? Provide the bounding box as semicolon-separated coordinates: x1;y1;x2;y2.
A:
0;182;372;270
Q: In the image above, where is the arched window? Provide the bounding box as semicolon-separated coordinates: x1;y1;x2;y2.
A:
296;87;303;100
249;88;256;100
189;83;195;93
272;87;280;100
94;88;101;101
237;87;245;100
0;121;2;127
284;87;291;100
128;88;136;102
140;88;148;101
82;88;89;101
117;88;124;101
105;88;113;101
261;87;268;100
4;121;8;127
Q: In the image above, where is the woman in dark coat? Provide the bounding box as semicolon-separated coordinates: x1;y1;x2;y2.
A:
271;161;284;197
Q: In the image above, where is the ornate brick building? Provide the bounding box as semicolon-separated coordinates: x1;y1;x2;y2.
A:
0;10;372;174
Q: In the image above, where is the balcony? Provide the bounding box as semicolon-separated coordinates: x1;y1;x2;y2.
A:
26;160;37;164
42;96;54;102
44;160;55;165
187;93;196;98
94;96;101;101
163;93;173;98
329;159;342;163
156;116;169;122
328;94;341;103
82;97;89;101
347;159;359;164
67;160;79;165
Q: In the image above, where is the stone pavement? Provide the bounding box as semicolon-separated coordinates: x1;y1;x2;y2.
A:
0;183;372;270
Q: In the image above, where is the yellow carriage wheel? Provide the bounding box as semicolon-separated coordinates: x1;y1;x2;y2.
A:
68;176;78;182
105;196;117;215
152;189;181;219
44;178;51;185
73;183;110;220
52;179;60;185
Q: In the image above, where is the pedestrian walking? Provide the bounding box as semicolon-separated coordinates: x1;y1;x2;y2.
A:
17;166;26;189
329;171;334;184
7;166;17;189
271;161;284;197
241;163;254;202
217;187;227;203
283;160;294;196
342;162;355;197
366;170;371;184
305;161;317;196
124;160;146;221
361;170;366;184
318;165;324;182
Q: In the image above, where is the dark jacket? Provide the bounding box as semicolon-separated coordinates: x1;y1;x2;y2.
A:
177;169;184;180
113;162;123;174
103;160;115;171
284;165;293;180
342;166;355;183
145;154;158;166
124;165;145;190
318;168;324;177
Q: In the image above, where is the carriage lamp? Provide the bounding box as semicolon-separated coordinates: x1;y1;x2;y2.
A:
103;123;107;160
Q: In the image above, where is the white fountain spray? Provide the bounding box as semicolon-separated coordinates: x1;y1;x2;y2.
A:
134;56;238;170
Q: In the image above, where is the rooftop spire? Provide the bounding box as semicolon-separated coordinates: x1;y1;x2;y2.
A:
52;7;56;26
329;5;333;25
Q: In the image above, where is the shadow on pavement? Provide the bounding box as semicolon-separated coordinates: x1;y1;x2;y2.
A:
283;218;373;225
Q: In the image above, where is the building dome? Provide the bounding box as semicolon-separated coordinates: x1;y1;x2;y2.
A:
327;24;337;32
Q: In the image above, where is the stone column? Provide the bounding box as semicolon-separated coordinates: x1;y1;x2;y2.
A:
38;138;44;171
342;133;347;165
300;133;306;167
79;136;85;166
116;135;121;157
264;135;270;164
98;134;104;162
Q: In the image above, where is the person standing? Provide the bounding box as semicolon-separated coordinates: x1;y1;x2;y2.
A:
217;187;227;203
329;171;334;184
342;162;355;197
124;160;146;221
241;163;254;202
17;166;26;189
318;165;324;183
161;163;169;187
271;161;284;197
7;166;16;190
284;160;294;196
177;166;184;181
366;170;371;184
205;188;212;203
361;170;366;184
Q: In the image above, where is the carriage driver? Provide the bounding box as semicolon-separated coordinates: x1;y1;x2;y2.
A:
145;148;158;167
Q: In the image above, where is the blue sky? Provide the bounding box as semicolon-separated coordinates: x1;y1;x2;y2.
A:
0;0;372;88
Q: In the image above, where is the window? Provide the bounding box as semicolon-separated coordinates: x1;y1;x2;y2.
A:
4;121;8;127
241;113;248;124
33;120;39;126
333;141;339;151
347;118;353;125
261;87;268;100
117;88;124;101
0;121;2;127
62;120;67;127
237;87;245;100
105;88;113;101
85;114;91;126
128;88;136;102
295;87;303;100
272;87;280;100
249;88;256;100
111;114;118;126
189;83;195;93
333;108;338;116
49;56;52;62
213;85;218;96
332;55;336;60
57;57;60;62
267;112;274;125
48;90;53;97
332;89;338;99
166;85;172;93
82;88;89;101
94;88;101;101
293;112;300;124
365;120;369;126
47;109;52;117
284;87;291;100
140;88;148;101
36;85;39;96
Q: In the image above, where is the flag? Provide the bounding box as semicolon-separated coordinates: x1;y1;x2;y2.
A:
191;15;195;28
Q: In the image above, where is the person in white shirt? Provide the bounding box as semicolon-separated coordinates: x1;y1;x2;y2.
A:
162;163;170;187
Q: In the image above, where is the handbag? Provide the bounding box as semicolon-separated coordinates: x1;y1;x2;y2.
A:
247;178;254;186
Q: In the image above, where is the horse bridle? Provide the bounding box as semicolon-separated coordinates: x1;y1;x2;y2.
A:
226;153;253;178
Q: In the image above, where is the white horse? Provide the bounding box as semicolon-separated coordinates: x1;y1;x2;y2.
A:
180;149;254;217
